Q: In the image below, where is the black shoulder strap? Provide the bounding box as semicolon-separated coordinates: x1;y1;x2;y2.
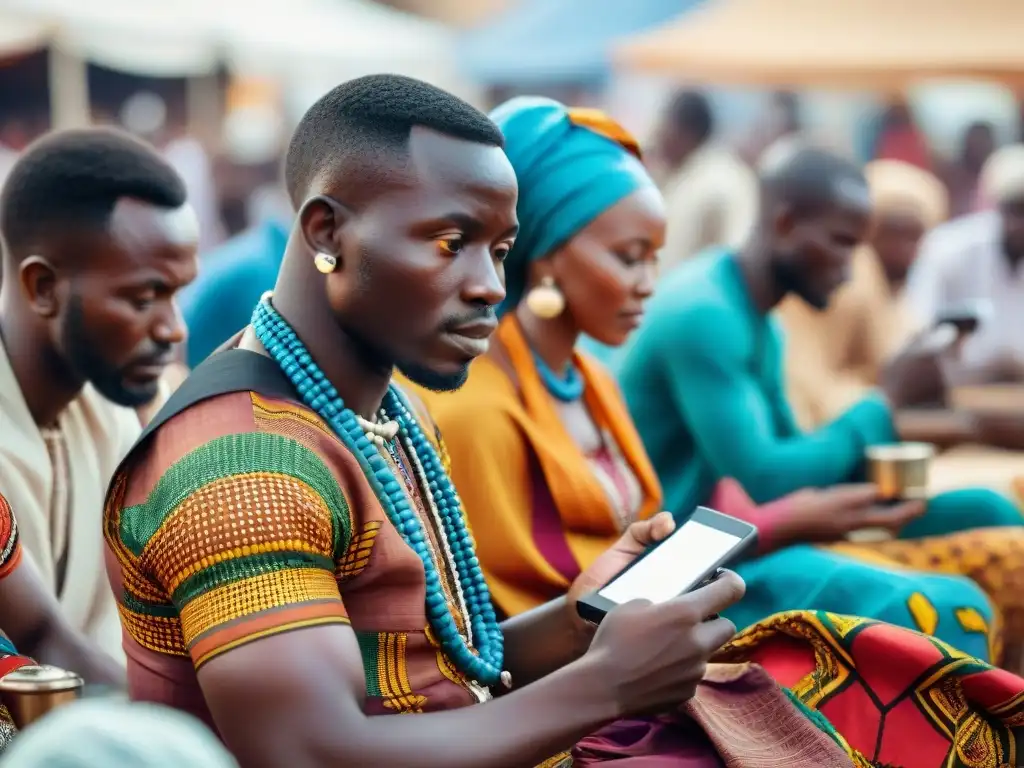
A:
110;349;295;492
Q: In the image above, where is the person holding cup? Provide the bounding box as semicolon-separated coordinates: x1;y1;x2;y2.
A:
619;141;1024;662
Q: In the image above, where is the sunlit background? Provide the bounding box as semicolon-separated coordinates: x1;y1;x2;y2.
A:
0;0;1022;247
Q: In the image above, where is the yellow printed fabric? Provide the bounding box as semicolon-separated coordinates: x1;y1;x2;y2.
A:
109;431;353;669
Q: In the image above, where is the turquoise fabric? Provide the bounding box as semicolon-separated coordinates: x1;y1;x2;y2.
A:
620;249;898;514
490;97;654;317
729;487;1020;662
728;547;996;661
577;334;628;371
620;249;1023;659
179;220;289;368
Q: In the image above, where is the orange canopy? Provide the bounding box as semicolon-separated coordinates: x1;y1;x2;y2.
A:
615;0;1024;91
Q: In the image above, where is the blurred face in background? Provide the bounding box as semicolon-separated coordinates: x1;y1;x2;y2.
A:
870;210;926;286
770;197;872;311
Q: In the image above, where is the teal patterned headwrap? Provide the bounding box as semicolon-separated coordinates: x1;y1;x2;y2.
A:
490;96;655;316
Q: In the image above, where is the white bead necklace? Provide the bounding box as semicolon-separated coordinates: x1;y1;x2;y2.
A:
398;427;474;648
363;407;484;699
354;412;399;447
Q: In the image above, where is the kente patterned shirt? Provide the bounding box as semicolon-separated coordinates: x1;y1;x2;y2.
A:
103;389;486;731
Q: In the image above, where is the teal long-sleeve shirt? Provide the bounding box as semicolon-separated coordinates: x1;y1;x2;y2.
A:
619;250;897;514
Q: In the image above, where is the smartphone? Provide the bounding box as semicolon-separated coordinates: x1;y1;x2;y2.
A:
576;507;758;625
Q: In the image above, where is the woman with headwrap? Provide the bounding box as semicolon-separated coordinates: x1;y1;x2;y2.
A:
413;98;1024;767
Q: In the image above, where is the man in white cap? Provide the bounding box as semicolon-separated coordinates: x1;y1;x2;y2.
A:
905;143;1024;384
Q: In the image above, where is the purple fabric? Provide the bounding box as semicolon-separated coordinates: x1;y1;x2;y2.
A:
573;715;725;766
528;455;581;583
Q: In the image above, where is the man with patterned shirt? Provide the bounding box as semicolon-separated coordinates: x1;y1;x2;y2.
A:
102;76;1021;768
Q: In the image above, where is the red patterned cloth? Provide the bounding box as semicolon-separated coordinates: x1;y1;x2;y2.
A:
0;493;21;581
716;611;1024;767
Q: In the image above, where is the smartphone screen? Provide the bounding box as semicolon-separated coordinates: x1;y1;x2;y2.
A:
598;519;744;606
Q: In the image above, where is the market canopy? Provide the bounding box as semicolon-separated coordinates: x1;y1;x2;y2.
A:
201;0;459;85
615;0;1024;91
0;11;52;59
0;0;461;82
460;0;705;87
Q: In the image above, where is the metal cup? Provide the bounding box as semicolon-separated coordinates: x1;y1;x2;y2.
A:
865;442;934;502
0;665;83;729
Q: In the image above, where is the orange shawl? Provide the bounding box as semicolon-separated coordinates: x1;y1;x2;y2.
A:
413;316;661;616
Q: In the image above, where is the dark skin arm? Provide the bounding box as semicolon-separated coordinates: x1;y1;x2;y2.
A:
498;597;587;689
499;513;676;687
201;514;684;768
200;626;617;768
0;556;124;687
895;408;1024;451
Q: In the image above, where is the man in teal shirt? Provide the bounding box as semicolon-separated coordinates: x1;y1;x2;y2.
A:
619;144;1023;657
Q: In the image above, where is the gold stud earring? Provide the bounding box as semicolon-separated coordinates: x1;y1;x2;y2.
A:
314;252;337;274
525;276;565;319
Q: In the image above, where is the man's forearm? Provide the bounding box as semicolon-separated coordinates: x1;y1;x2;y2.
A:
499;597;592;688
262;657;618;768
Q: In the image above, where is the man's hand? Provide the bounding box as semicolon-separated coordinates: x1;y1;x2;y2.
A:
565;513;675;645
882;325;957;408
583;571;746;714
773;484;925;545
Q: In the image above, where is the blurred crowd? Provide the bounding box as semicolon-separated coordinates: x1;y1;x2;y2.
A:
3;2;1024;766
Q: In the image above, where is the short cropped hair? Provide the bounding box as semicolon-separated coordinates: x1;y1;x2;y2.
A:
665;90;714;144
0;128;186;258
284;74;505;207
758;142;868;219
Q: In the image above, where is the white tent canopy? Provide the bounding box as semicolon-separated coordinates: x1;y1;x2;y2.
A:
0;0;218;76
0;10;52;58
206;0;457;81
0;0;462;82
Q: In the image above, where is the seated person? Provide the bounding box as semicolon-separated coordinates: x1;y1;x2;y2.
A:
103;76;1024;768
780;159;947;428
618;143;1024;658
0;492;123;687
0;128;197;658
0;491;123;753
906;144;1024;386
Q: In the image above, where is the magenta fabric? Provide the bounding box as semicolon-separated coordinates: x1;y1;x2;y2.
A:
706;478;793;553
574;715;725;766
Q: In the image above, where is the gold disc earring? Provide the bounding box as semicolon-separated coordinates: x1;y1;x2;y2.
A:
314;252;338;274
525;276;565;319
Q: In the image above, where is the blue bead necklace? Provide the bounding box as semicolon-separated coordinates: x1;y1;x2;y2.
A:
251;296;506;690
533;352;585;402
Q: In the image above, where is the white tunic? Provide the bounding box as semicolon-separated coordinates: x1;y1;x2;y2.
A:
904;210;1024;383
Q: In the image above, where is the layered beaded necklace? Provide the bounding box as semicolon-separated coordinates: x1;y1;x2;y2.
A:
251;296;508;691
